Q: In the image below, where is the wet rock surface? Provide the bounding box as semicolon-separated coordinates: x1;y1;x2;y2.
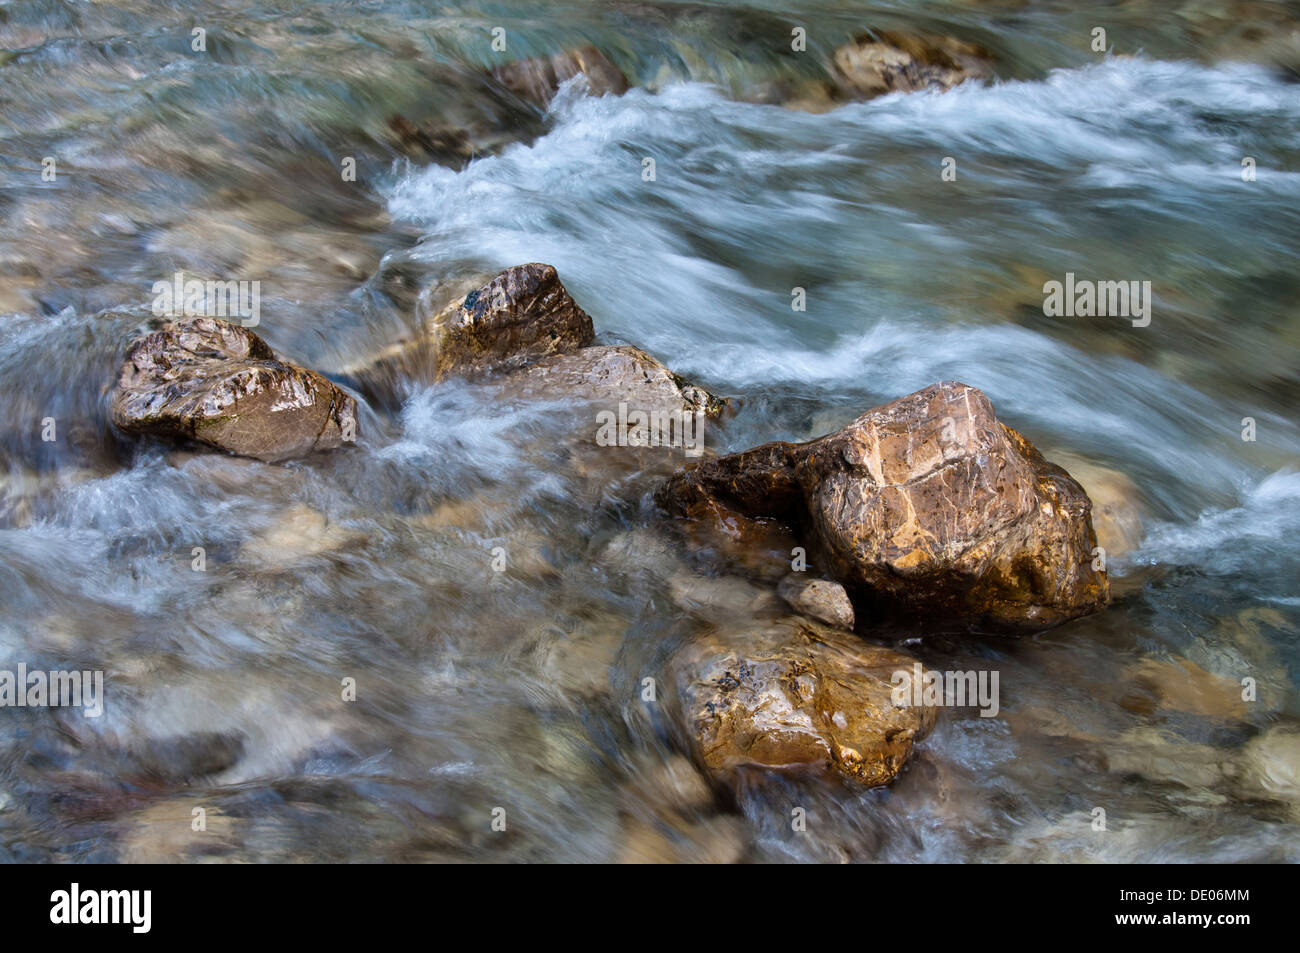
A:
670;617;936;787
777;575;855;630
349;264;594;394
491;45;630;108
1240;725;1300;817
432;263;595;376
110;317;359;462
831;30;993;101
240;504;364;569
1049;452;1145;558
658;381;1109;632
502;344;723;417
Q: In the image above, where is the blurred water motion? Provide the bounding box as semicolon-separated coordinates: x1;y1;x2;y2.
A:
0;0;1297;862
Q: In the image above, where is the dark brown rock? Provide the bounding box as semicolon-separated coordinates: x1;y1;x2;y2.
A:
657;381;1109;632
675;501;803;583
348;264;594;395
491;45;629;108
671;617;936;787
110;317;358;462
432;263;595;376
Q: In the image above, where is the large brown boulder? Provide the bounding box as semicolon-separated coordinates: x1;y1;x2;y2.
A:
670;617;936;787
831;30;992;101
657;381;1109;632
110;317;358;462
491;45;629;108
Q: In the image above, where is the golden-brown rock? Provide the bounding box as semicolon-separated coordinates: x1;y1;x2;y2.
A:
831;30;992;100
657;381;1109;632
110;317;358;462
671;617;936;787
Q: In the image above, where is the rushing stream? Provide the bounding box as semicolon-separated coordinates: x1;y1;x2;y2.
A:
1;0;1298;862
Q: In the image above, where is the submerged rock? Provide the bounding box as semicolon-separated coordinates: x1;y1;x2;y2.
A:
670;617;936;787
491;45;629;108
1104;727;1238;790
531;613;625;701
240;504;364;569
110;317;358;462
621;754;715;819
1186;0;1300;73
738;77;841;114
120;800;238;864
831;30;992;101
381;61;550;167
657;381;1109;632
0;460;98;529
597;527;689;581
614;754;744;864
0;254;40;314
674;501;803;583
1049;452;1145;558
616;813;746;864
667;570;781;619
777;575;855;630
1118;656;1249;721
1240;725;1300;816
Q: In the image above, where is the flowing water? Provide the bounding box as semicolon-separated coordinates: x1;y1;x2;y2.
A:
1;0;1298;862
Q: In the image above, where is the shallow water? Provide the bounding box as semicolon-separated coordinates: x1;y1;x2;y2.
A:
1;0;1298;862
